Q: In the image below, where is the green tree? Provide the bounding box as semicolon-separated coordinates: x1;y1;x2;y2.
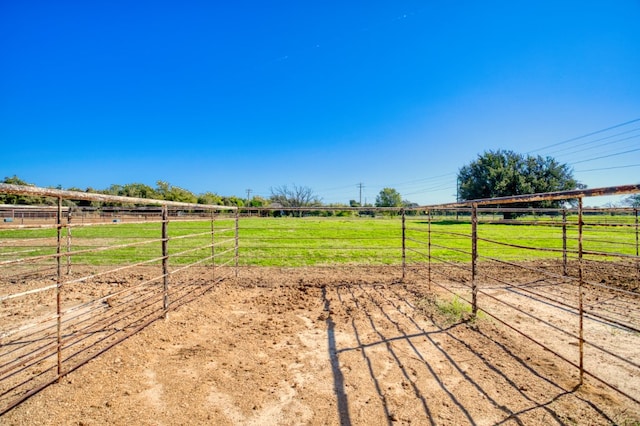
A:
121;183;157;199
247;196;267;208
375;188;402;207
457;150;582;216
221;196;245;207
155;181;197;203
197;192;223;205
623;194;640;207
102;184;123;196
98;183;160;206
2;175;30;186
1;175;44;205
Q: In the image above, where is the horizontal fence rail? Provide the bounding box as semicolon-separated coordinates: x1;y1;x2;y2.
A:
404;187;640;408
1;183;639;415
0;184;237;414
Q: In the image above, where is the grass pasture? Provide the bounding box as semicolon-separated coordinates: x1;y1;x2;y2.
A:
1;214;637;267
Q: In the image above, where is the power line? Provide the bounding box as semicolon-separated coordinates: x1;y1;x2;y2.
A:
569;147;640;165
543;128;640;157
563;135;640;161
575;163;640;173
527;117;640;154
307;118;639;204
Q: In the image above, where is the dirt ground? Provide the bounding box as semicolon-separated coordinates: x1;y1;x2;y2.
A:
2;266;640;425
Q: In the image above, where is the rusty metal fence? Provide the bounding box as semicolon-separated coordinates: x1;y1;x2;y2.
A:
403;184;640;407
0;184;237;414
1;183;640;414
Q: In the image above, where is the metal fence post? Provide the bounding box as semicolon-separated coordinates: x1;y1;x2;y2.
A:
235;209;239;278
162;206;169;318
633;208;640;283
427;209;432;291
66;208;72;275
56;197;63;381
562;209;567;276
578;197;584;385
401;209;406;281
471;203;478;317
211;210;216;282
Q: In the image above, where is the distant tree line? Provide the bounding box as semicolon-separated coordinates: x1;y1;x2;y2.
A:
0;176;265;208
0;176;421;211
2;150;637;210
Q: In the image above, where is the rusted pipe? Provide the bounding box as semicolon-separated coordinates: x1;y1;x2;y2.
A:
471;203;478;317
578;198;584;386
0;183;235;211
56;197;63;382
162;206;169;318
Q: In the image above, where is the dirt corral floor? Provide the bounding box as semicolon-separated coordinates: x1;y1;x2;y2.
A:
3;266;640;425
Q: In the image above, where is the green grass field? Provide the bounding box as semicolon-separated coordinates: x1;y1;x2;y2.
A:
0;215;637;267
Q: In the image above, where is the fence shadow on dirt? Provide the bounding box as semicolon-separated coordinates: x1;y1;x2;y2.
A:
321;280;623;425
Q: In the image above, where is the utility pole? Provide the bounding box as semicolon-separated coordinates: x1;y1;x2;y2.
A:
245;189;253;217
357;183;364;206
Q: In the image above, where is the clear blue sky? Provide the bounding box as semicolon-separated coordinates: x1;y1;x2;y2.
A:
2;1;639;206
